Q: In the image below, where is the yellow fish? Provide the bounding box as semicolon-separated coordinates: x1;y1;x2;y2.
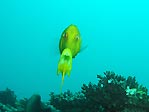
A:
57;24;81;90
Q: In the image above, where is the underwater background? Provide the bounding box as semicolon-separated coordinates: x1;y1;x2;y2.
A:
0;0;149;101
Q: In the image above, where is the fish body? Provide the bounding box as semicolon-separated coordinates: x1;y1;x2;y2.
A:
57;24;81;91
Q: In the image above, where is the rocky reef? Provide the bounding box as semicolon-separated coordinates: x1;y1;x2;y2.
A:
0;71;149;112
0;89;58;112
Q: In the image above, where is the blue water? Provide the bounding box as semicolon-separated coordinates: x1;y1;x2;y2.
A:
0;0;149;101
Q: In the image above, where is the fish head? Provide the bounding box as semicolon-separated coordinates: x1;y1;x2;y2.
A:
59;24;82;58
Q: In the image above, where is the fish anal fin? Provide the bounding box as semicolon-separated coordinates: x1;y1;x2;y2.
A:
62;72;65;85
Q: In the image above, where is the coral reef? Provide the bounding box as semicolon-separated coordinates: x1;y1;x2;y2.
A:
0;71;149;112
50;71;149;112
26;94;56;112
26;94;42;112
81;72;127;112
0;88;24;112
50;90;86;112
0;90;58;112
0;88;16;107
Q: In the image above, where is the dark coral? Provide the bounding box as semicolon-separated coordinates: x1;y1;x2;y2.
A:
50;90;87;112
126;76;139;89
0;88;16;107
82;71;128;112
50;71;149;112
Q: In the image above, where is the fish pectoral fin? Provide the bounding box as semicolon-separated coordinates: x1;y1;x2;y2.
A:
80;44;88;53
57;69;60;75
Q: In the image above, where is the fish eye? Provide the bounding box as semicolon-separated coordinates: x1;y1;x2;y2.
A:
63;32;68;38
76;35;80;40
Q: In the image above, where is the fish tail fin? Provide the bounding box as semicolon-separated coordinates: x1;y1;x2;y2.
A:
60;72;65;93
